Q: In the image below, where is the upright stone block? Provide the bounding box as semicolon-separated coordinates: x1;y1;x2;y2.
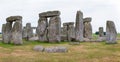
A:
22;27;27;39
12;21;23;45
63;23;68;36
97;27;106;42
106;21;117;44
75;11;84;41
26;23;33;40
4;22;12;43
83;17;92;40
37;17;48;42
2;24;6;42
99;27;104;37
48;16;61;42
64;22;75;41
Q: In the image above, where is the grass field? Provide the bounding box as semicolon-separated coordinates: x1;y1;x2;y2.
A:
0;41;120;62
0;34;120;62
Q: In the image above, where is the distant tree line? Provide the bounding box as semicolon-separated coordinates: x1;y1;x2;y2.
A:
95;31;106;35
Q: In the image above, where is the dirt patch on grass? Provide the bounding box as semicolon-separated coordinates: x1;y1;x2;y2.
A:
11;50;35;57
70;45;88;53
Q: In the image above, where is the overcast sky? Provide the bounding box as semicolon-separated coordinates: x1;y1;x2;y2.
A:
0;0;120;33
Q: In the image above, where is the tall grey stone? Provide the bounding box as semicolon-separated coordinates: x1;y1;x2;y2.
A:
61;23;68;41
25;23;33;40
106;21;117;44
75;11;84;41
12;21;23;45
4;22;12;43
22;27;27;39
83;17;92;39
2;24;6;42
65;22;75;41
63;23;67;36
48;16;61;42
97;27;106;42
37;17;48;42
99;27;104;37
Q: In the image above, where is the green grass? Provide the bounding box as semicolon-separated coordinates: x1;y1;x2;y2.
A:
0;40;120;62
0;34;120;62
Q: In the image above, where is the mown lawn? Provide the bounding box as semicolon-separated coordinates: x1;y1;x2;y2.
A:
0;40;120;62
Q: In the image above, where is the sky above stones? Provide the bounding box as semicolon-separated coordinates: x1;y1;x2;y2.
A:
0;0;120;33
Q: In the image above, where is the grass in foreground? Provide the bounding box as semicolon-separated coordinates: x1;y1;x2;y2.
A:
0;40;120;62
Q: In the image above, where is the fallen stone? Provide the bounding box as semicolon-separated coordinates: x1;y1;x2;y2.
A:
33;46;44;52
44;46;67;53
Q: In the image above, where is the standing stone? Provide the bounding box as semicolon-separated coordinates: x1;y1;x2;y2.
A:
83;17;92;40
106;21;117;44
37;17;48;42
26;23;33;40
2;24;6;42
65;22;75;41
63;23;68;36
4;22;12;43
12;20;23;45
97;27;106;42
3;16;23;45
75;11;84;41
61;23;68;41
99;27;104;37
22;27;27;39
48;16;61;42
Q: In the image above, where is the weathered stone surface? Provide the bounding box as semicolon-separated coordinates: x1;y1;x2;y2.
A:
29;37;39;41
44;46;67;53
6;16;22;22
63;23;67;35
25;23;33;40
48;16;61;42
97;37;106;42
39;11;60;17
12;21;23;45
2;24;6;42
3;16;23;45
4;22;12;43
75;11;84;41
33;45;44;52
106;21;117;44
83;17;91;22
83;17;92;39
83;38;90;42
22;27;27;38
62;23;68;41
64;22;75;41
37;17;48;42
99;27;104;37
